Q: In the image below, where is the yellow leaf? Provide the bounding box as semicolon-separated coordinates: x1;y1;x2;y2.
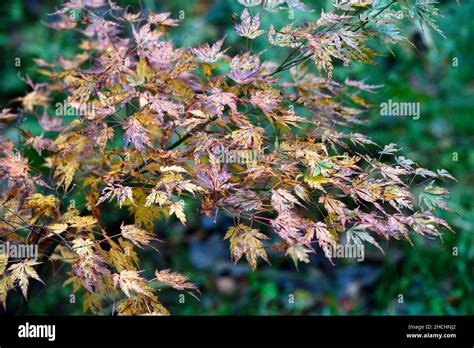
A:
319;194;346;216
137;57;153;81
120;223;159;249
286;244;312;268
188;109;208;119
25;194;58;222
0;253;7;276
224;224;270;271
144;189;169;207
0;276;7;309
154;269;200;300
7;260;44;299
350;95;370;107
25;193;57;213
117;294;169;316
46;223;69;238
113;270;153;298
304;174;329;191
54;160;79;189
128;189;162;231
66;215;97;228
169;200;186;224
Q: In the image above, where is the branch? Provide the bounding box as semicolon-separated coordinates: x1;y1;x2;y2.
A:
269;1;397;75
166;116;217;151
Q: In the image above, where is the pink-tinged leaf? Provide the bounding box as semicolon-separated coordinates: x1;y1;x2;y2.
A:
123;117;152;154
379;143;402;156
224;224;270;271
148;12;180;27
192;37;229;64
238;0;262;7
24;135;55;155
228;52;262;84
39;113;65;132
196;164;234;192
96;183;135;209
234;9;265;39
437;169;457;182
346;224;384;254
271;189;301;214
344;78;383;92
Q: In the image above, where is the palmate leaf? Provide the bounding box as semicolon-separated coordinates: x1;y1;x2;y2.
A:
97;183;135;209
0;254;7;276
7;260;45;299
127;188;163;232
238;0;263;7
107;238;140;273
25;193;58;218
286;244;312;268
192;36;229;64
113;270;154;298
66;215;97;228
346;224;384;254
372;22;404;43
408;0;446;39
120;222;160;249
224;224;270;271
419;182;451;211
154;269;200;300
437;169;457;182
262;0;313;12
123;116;152;155
319;194;346;216
271;189;301;213
0;275;7;309
168;200;186;225
0;254;8;309
314;221;338;257
118;294;169;316
71;238;111;293
267;23;300;48
312;160;339;177
235;9;265;39
378;143;402;156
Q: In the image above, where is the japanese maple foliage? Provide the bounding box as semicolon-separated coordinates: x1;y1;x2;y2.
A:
0;0;454;315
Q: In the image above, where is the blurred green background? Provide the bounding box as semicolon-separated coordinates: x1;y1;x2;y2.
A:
0;0;472;315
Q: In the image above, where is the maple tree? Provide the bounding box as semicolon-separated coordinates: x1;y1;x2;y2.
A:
0;0;455;315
